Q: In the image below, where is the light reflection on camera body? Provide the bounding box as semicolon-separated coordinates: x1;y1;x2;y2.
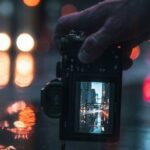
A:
41;31;122;142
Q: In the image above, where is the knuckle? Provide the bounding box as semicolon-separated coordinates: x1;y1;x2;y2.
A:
86;36;98;47
57;17;65;26
83;36;99;50
56;16;68;30
55;19;64;34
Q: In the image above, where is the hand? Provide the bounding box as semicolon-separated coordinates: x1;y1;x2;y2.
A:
55;0;150;69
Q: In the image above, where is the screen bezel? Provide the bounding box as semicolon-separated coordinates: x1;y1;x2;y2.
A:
60;73;121;142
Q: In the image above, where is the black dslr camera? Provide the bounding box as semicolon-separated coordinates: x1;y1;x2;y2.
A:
41;31;122;142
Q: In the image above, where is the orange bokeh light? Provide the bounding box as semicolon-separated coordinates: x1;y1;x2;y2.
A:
14;53;35;88
61;4;77;16
130;46;140;61
23;0;41;7
6;101;36;140
19;106;36;127
0;52;10;89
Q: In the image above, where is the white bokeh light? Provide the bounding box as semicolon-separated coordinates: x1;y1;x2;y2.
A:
0;33;11;51
16;33;35;52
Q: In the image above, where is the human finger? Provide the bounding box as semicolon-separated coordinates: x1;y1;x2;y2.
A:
78;20;118;63
55;0;124;40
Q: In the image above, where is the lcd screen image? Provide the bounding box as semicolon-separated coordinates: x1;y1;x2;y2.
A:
76;82;110;134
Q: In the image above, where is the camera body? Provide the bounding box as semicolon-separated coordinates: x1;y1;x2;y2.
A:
41;31;122;142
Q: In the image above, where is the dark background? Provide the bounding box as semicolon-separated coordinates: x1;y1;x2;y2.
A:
0;0;150;150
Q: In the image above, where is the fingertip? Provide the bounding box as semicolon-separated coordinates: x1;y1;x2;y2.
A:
55;16;68;35
78;37;97;63
78;50;91;63
78;37;105;63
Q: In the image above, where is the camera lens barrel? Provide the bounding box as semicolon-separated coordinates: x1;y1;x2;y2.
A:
41;79;63;118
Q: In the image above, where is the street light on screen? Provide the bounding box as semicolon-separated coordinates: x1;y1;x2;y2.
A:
16;33;35;52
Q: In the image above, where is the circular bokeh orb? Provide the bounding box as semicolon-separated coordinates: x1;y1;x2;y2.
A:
0;33;11;51
61;4;77;16
14;120;26;128
16;33;35;52
130;46;140;61
23;0;41;7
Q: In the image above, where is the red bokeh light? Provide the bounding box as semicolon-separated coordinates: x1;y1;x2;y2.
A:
143;76;150;102
61;4;77;16
130;46;140;61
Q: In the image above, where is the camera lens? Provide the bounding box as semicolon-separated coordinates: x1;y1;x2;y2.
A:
41;79;63;118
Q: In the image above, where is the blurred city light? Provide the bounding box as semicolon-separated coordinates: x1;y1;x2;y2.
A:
23;0;41;7
19;106;36;127
0;1;14;16
0;121;9;129
14;120;26;128
148;40;150;42
143;76;150;103
0;145;16;150
0;33;11;51
14;53;34;87
4;101;36;140
7;101;26;114
0;52;10;89
61;4;77;16
16;33;35;52
130;46;140;61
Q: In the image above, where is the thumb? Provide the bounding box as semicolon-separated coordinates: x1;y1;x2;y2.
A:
78;26;115;63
